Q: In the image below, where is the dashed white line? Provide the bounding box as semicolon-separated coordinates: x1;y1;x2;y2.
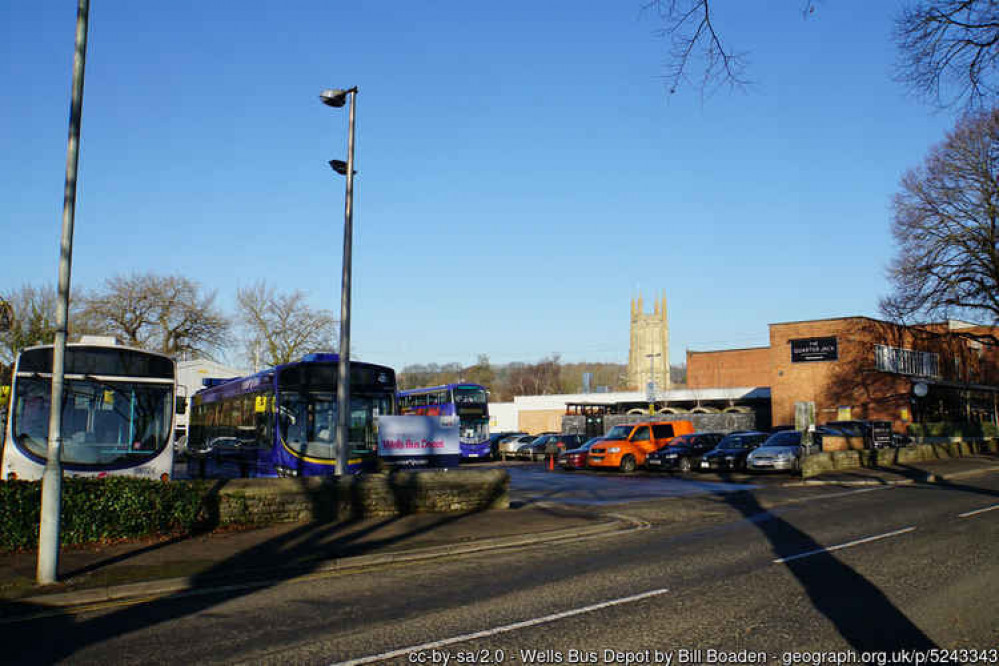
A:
773;527;917;564
328;588;670;666
958;504;999;518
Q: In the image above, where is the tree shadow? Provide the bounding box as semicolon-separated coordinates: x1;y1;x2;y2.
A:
0;471;510;665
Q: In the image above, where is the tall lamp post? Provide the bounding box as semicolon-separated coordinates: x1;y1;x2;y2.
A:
319;86;357;477
38;0;90;585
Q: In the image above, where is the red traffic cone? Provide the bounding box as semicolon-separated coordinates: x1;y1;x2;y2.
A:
547;454;554;471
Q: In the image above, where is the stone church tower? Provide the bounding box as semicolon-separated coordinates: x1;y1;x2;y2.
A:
627;294;670;392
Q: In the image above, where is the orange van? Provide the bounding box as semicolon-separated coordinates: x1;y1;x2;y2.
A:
587;420;695;472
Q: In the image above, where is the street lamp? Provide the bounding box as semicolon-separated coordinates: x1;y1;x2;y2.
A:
320;86;357;477
38;0;90;585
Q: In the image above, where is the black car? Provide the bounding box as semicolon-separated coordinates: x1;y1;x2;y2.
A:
520;433;586;461
699;431;770;472
646;432;725;472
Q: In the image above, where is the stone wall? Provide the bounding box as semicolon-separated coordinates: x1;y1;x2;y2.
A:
200;469;510;526
802;438;999;478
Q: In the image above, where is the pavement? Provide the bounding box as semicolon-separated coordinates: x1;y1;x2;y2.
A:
0;453;996;614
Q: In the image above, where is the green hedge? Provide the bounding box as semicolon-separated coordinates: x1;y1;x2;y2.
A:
907;421;999;438
0;477;213;552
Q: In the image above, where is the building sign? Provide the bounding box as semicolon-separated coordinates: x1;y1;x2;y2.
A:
791;337;838;363
377;415;459;468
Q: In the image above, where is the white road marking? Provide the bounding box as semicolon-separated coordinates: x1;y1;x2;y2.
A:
328;588;670;666
773;527;917;564
958;504;999;518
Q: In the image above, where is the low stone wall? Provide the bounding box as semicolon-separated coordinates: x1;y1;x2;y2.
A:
200;469;510;525
802;438;999;479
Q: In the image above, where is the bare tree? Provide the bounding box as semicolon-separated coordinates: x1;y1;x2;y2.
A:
644;1;818;97
0;283;98;365
81;273;230;358
896;0;999;109
881;107;999;326
236;281;337;368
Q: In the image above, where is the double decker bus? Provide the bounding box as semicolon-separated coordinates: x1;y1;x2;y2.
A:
187;353;396;477
1;337;177;481
397;383;490;459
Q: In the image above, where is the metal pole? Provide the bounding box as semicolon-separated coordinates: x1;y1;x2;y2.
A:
335;88;357;477
38;0;89;585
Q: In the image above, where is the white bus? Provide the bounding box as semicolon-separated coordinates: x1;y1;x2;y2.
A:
1;337;177;481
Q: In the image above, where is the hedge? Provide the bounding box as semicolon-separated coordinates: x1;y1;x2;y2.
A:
0;477;213;552
907;421;999;438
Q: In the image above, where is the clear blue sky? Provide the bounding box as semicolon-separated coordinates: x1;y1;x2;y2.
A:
1;1;957;371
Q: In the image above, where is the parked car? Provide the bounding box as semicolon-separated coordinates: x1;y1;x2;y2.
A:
498;434;537;460
520;433;585;461
746;430;804;472
487;431;523;459
515;433;558;460
699;431;770;472
558;437;603;470
646;432;725;472
588;421;695;472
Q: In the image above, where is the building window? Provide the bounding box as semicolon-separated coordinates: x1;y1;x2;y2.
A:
874;344;939;377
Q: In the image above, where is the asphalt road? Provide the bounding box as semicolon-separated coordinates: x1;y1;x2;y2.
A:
3;472;997;665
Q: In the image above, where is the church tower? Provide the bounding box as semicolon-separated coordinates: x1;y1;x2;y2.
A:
627;293;670;393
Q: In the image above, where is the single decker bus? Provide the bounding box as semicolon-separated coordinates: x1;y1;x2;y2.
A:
1;336;178;481
187;353;396;477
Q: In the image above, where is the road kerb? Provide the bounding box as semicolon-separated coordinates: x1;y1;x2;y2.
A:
7;515;638;613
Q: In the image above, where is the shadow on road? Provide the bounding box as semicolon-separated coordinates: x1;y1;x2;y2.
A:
0;472;509;665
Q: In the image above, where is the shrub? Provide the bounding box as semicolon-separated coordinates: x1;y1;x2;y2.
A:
0;477;214;552
907;422;999;438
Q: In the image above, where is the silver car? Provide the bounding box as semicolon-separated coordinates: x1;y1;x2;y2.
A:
497;434;536;459
746;430;803;472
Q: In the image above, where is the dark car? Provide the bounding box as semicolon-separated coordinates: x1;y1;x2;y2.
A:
557;437;603;470
699;431;770;472
646;432;725;472
520;433;586;461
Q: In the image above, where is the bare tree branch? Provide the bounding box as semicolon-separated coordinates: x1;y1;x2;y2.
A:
236;281;337;368
896;0;999;108
881;107;999;326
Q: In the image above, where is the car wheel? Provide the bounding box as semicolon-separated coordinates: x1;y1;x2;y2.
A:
679;457;692;473
620;455;636;473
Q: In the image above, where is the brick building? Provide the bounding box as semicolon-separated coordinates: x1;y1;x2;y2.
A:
687;316;999;431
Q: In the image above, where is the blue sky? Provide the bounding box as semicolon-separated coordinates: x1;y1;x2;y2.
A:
1;1;958;371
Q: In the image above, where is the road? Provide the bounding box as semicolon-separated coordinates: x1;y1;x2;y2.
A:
2;471;997;665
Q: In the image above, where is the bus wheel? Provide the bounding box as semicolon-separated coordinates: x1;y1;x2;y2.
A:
620;455;636;473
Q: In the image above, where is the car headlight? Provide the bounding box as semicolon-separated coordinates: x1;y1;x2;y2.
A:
776;452;791;460
663;452;678;458
607;447;620;453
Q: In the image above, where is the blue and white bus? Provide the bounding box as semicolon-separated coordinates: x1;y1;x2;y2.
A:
187;353;396;477
397;383;490;459
1;338;178;481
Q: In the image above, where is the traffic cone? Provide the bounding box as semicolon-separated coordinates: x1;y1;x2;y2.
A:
547;454;554;471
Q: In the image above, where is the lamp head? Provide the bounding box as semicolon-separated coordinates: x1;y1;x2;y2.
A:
319;89;349;108
329;160;356;176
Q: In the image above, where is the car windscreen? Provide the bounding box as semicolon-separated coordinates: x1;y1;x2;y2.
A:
763;430;802;447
